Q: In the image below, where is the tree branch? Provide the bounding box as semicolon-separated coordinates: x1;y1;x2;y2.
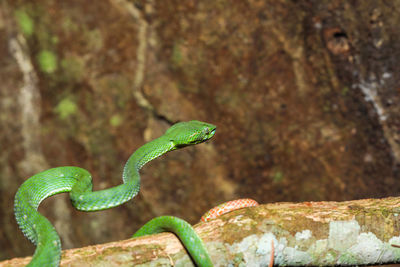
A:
3;197;400;266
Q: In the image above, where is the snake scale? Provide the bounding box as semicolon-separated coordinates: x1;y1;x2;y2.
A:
14;120;258;266
14;120;216;266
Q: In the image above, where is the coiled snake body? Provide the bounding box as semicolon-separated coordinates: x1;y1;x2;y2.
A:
14;120;216;266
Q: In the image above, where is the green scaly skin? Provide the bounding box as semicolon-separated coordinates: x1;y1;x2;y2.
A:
14;120;216;267
133;216;212;265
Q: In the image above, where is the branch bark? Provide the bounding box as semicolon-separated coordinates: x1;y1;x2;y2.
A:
3;197;400;266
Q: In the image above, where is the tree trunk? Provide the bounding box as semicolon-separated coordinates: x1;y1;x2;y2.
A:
2;197;400;266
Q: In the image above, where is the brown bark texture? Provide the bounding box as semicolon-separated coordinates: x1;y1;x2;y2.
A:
0;0;400;263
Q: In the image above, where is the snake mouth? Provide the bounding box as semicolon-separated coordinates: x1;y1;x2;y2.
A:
204;128;216;141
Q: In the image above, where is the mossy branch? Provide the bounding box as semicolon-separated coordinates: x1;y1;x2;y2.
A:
2;197;400;266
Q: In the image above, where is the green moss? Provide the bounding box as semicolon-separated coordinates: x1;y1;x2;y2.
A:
341;86;349;96
324;249;338;262
272;171;284;183
51;35;59;45
37;50;58;73
337;252;361;265
171;42;183;66
15;9;34;36
110;114;123;127
323;104;331;112
55;98;78;119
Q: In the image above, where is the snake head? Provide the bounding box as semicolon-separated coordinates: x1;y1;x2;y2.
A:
166;120;216;147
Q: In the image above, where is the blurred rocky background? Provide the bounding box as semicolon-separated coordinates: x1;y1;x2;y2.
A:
1;0;399;261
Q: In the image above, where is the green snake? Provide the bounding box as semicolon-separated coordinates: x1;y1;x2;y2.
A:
14;120;216;267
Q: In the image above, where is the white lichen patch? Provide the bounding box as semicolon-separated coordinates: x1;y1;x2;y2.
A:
309;239;328;255
355;77;388;122
205;241;230;266
295;230;312;241
281;246;312;265
229;233;312;266
389;236;400;258
343;232;392;264
229;234;260;265
256;233;276;256
328;220;360;251
225;219;400;265
389;236;400;246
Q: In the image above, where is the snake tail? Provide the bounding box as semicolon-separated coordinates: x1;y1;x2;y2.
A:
133;198;259;266
133;216;213;267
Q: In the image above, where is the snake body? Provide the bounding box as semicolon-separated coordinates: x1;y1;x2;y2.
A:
14;120;216;267
201;199;259;222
